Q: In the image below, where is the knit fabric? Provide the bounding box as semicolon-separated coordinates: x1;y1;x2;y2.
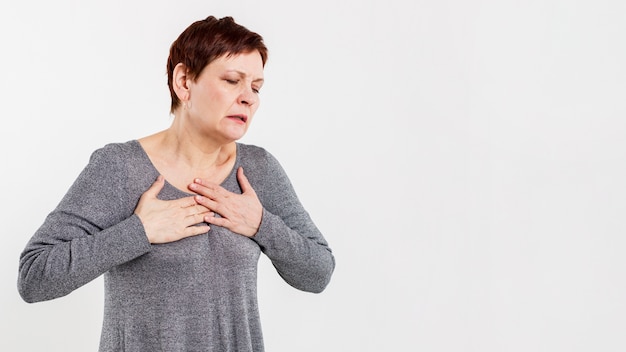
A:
18;140;334;352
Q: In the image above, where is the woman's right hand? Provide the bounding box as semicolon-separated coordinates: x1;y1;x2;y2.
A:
134;175;211;244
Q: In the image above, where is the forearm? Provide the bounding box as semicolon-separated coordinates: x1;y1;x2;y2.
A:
18;214;151;303
252;210;335;293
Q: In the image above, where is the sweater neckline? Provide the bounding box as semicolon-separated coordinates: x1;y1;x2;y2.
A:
130;139;240;196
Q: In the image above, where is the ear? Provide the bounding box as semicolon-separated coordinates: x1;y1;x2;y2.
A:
172;63;191;101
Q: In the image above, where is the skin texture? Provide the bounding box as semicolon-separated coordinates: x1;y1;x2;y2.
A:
134;51;265;243
190;167;263;238
133;175;211;243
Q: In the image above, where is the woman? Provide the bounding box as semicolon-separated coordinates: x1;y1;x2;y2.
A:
18;16;334;351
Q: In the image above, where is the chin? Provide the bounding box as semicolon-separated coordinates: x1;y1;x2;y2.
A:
216;133;246;144
225;128;249;141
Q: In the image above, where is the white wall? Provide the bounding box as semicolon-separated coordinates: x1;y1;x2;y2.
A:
1;0;625;351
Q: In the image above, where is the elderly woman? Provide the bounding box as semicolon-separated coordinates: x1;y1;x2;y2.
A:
18;16;334;351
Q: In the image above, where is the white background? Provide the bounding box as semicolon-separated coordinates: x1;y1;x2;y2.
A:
1;0;625;351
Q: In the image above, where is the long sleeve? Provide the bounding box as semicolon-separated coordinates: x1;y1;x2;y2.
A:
18;141;332;351
18;145;152;303
243;147;335;293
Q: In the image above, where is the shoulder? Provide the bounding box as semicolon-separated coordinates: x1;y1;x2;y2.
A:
237;143;281;169
237;142;272;160
79;140;156;199
82;140;150;181
91;140;143;161
236;143;291;187
85;140;149;171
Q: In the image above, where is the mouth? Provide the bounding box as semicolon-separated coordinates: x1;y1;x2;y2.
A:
227;114;248;123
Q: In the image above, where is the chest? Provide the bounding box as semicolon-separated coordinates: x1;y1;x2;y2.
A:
111;227;261;294
158;161;236;194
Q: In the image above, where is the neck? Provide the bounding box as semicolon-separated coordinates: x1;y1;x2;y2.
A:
152;118;236;171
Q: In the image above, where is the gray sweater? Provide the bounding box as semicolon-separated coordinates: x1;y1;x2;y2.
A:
18;140;335;352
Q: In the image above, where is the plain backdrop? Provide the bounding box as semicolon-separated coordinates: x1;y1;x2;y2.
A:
1;0;625;351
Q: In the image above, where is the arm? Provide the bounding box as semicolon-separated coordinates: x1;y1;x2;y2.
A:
253;209;335;294
250;151;335;293
191;147;335;293
17;145;152;303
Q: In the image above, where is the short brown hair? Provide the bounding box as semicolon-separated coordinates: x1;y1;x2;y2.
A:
166;16;268;113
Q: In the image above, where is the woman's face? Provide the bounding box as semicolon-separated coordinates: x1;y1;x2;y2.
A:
185;51;264;143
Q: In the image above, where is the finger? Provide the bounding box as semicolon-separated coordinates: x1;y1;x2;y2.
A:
184;204;212;217
204;214;229;228
182;204;204;218
236;167;255;195
190;179;226;200
142;175;165;199
182;224;210;238
175;195;202;209
184;210;213;227
184;204;211;216
194;195;219;210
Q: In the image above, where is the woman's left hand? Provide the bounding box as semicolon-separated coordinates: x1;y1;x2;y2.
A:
189;167;263;237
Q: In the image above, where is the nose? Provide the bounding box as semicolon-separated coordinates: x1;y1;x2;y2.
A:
239;87;258;106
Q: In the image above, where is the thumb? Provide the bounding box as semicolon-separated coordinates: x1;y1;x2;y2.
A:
237;167;255;194
143;175;165;199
